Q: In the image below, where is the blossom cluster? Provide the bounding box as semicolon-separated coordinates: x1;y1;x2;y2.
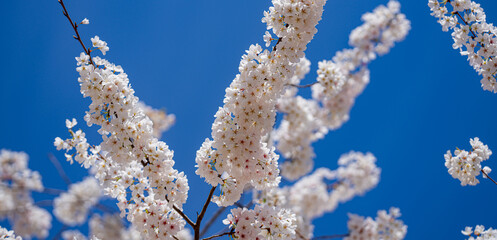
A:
53;177;101;226
255;151;381;239
59;212;192;240
223;205;297;240
274;0;411;180
195;0;327;206
0;150;51;239
345;207;407;240
314;0;410;128
462;225;497;240
429;0;497;92
444;137;492;186
55;37;189;239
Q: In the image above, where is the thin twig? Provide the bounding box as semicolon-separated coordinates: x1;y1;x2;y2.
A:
95;203;117;213
200;196;252;237
48;153;72;185
57;0;95;66
286;82;319;88
42;187;65;195
202;230;234;240
454;11;477;39
312;233;350;239
53;225;68;240
481;169;497;186
296;230;309;240
195;186;217;239
35;199;54;207
200;206;226;237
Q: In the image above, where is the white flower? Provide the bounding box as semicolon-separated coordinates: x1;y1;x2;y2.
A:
81;18;89;25
483;166;492;178
90;36;109;55
263;31;273;47
462;226;473;236
75;52;89;65
65;118;77;128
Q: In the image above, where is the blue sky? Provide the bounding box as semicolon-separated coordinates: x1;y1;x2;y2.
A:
1;0;497;239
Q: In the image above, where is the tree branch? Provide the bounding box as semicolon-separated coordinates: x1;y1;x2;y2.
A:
95;203;117;213
172;204;195;228
194;186;217;239
200;206;226;237
202;230;234;240
481;169;497;186
312;234;350;239
42;187;65;195
57;0;95;66
286;82;318;88
35;199;54;207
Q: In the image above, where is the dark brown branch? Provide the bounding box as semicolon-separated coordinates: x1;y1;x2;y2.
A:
272;37;283;52
172;204;195;228
481;169;497;186
200;194;252;238
48;153;72;185
57;0;95;66
286;82;319;88
165;194;195;228
202;230;234;240
453;11;477;39
194;186;217;239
